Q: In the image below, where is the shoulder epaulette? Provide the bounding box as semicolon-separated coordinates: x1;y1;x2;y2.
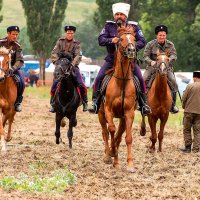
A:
106;20;115;24
166;40;173;45
59;37;65;41
127;21;138;26
0;38;7;42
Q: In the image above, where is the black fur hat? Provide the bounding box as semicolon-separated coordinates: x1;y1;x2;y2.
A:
155;25;168;34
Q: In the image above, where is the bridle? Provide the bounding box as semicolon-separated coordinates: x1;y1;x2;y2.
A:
155;53;170;75
113;32;136;81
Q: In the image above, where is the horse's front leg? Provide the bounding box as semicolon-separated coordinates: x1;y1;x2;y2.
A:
0;112;6;151
4;113;15;142
105;108;117;157
68;114;76;149
98;110;112;164
113;118;126;168
158;116;168;152
148;116;158;152
140;115;146;136
55;113;63;144
125;115;135;172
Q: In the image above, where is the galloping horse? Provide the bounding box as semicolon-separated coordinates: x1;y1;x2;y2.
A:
54;56;80;148
140;50;172;152
0;46;17;150
98;27;137;172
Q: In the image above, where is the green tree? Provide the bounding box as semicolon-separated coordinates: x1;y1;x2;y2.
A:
20;0;68;82
0;0;3;23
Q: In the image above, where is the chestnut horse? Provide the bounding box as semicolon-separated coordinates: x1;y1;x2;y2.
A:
140;50;172;152
0;46;17;150
98;27;137;172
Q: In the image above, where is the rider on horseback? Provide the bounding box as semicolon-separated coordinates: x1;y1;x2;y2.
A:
88;2;151;115
49;25;88;113
0;26;25;112
143;25;179;114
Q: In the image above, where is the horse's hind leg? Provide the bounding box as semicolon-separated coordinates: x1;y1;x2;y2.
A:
113;118;126;168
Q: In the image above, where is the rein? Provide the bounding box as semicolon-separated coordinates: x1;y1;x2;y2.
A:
113;31;135;115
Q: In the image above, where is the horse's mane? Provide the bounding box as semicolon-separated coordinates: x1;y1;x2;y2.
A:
118;26;135;37
0;46;9;54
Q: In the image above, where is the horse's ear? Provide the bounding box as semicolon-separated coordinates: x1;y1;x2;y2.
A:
156;49;160;56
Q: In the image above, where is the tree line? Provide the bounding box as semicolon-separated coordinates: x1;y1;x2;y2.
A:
0;0;199;81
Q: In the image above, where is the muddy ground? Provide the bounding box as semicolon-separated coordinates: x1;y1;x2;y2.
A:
0;94;200;200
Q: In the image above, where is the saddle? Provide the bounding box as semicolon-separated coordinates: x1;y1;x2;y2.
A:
146;71;174;93
100;73;141;103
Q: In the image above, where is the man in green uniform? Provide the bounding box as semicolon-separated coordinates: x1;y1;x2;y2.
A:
143;24;179;113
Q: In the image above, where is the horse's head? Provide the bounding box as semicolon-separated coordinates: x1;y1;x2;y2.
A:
156;50;170;75
117;27;136;59
54;57;72;81
0;46;11;82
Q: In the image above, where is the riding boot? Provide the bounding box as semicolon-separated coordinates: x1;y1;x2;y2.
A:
49;96;55;113
14;96;23;112
179;145;191;153
170;92;179;114
138;92;152;116
82;95;88;112
88;91;101;114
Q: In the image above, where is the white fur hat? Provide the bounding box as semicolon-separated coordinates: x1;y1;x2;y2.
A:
112;3;130;18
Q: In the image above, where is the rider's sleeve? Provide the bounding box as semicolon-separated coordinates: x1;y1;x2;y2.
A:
168;42;177;64
51;39;62;64
98;23;113;46
144;41;154;65
72;42;82;67
13;44;24;70
134;25;146;51
182;84;190;109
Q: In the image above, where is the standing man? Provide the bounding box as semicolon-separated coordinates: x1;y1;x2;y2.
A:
143;24;179;113
180;71;200;153
89;2;151;115
49;25;88;112
0;26;25;112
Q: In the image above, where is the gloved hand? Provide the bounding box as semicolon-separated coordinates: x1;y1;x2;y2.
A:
151;61;156;67
9;68;15;74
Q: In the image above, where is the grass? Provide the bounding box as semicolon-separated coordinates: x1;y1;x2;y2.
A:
0;161;76;194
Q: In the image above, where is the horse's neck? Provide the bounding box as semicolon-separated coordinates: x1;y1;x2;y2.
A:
59;76;75;98
154;72;168;96
113;52;132;80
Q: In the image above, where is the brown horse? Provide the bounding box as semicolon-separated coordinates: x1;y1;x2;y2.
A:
140;50;172;152
0;46;17;150
98;27;137;172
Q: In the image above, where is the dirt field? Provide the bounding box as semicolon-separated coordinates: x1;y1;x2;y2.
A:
0;94;200;200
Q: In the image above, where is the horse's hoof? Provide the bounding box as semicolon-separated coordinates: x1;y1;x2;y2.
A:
140;130;146;136
127;166;136;173
5;137;12;142
148;147;156;153
103;156;112;164
56;138;60;144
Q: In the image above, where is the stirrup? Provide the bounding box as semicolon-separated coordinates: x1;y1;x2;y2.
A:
170;106;179;114
49;105;55;113
88;104;97;114
141;105;152;116
15;103;22;112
